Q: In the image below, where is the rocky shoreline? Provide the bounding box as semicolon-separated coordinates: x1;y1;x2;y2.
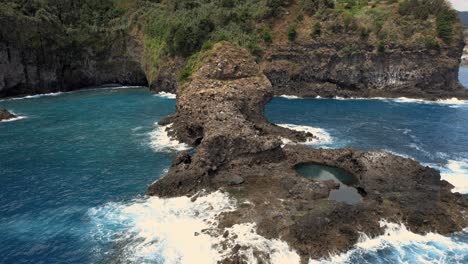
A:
147;42;468;262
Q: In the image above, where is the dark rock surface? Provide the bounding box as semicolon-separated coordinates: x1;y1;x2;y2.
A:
262;42;468;100
0;109;16;121
0;31;147;98
148;58;185;94
148;42;468;262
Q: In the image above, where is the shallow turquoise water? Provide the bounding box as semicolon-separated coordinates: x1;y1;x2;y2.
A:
0;79;467;263
295;163;362;205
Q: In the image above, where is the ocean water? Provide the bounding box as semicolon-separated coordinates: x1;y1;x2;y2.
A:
0;76;467;264
0;88;177;263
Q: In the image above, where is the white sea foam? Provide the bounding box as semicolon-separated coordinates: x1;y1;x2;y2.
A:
438;159;468;194
88;191;237;263
6;92;63;101
278;124;333;145
149;124;190;152
89;192;301;264
310;220;468;264
333;96;468;107
230;223;300;263
277;95;468;107
220;223;300;264
279;95;302;99
0;115;27;123
155;92;177;99
0;110;27;123
0;86;142;101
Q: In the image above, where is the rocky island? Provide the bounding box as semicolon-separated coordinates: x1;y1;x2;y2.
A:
0;108;16;121
148;42;467;262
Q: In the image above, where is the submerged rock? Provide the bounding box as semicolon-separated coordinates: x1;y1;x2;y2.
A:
148;42;467;261
0;109;16;121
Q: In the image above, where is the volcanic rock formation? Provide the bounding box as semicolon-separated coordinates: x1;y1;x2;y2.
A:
148;42;468;262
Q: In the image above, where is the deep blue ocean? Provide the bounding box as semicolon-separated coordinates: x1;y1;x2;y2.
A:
0;68;467;263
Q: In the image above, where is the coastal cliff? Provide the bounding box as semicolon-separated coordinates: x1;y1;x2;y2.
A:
148;42;468;262
1;0;467;99
261;0;466;99
0;0;147;97
263;41;466;99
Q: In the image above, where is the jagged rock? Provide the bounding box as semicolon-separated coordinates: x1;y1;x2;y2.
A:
0;109;16;121
147;42;467;260
229;176;244;186
172;151;192;166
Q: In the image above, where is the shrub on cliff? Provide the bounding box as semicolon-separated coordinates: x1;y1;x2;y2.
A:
288;24;298;41
436;9;457;42
399;0;450;20
312;22;322;37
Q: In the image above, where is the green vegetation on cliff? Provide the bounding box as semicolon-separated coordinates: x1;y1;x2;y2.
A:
137;0;462;82
1;0;462;85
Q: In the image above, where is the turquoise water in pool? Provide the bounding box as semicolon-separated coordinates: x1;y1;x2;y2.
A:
295;163;362;205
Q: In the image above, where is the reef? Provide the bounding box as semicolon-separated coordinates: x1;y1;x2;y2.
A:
148;42;468;262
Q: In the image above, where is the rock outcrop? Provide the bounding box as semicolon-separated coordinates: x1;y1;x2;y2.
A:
0;109;16;121
148;42;468;262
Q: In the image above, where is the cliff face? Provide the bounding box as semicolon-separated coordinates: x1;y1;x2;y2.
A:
263;42;465;99
0;1;148;98
259;1;467;99
0;31;147;97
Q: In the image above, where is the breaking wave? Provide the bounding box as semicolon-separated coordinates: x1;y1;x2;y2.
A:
277;95;468;107
0;116;27;123
277;124;333;145
310;220;468;264
3;92;64;101
279;95;302;99
88;191;300;264
88;191;236;263
333;96;468;107
148;124;190;152
431;159;468;194
155;92;177;99
0;110;27;123
0;86;142;102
